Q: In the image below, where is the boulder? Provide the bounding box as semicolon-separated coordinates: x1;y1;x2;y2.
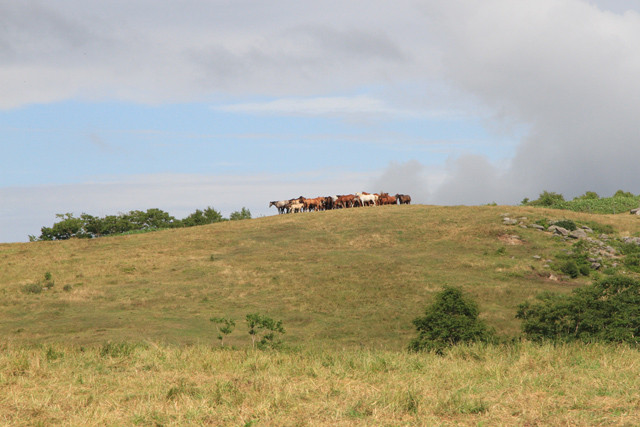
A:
569;229;588;239
622;236;640;246
548;225;569;236
503;218;518;225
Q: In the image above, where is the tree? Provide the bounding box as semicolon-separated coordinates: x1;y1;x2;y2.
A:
245;313;285;349
613;189;635;198
39;213;85;240
517;275;640;344
409;286;494;353
230;207;251;221
181;206;224;227
574;191;599;200
526;190;565;207
210;316;235;347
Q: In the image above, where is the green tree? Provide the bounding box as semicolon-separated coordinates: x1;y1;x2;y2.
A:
210;316;235;347
245;313;285;349
39;213;85;240
517;275;640;344
181;207;225;227
613;189;635;198
230;207;251;221
409;286;494;353
527;191;565;207
574;191;600;200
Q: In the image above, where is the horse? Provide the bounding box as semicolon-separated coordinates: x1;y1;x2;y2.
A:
289;202;304;213
395;194;412;205
269;200;288;214
357;193;377;207
304;197;323;212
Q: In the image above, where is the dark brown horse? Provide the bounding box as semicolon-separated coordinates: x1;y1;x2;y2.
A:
395;194;411;205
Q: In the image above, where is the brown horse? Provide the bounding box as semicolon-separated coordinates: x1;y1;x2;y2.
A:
395;194;411;204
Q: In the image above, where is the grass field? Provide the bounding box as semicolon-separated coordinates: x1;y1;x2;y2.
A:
2;204;640;424
2;341;640;425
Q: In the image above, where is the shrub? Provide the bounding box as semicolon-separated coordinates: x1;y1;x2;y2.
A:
527;191;565;207
560;260;580;278
517;275;640;344
43;272;54;289
230;207;252;221
210;316;235;347
408;286;494;354
554;219;577;231
22;283;43;294
613;189;635;198
246;313;285;349
575;191;600;200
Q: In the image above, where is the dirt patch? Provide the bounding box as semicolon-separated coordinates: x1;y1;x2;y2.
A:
498;234;524;245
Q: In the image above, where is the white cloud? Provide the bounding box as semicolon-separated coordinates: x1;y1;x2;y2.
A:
370;160;432;203
216;95;413;119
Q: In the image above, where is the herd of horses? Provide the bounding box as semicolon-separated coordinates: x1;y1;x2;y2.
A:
269;192;412;214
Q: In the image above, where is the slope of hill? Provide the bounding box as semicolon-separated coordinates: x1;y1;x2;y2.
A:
2;205;638;349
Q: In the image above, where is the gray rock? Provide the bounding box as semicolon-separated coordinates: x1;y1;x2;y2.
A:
503;218;518;225
622;236;640;245
591;262;601;270
569;229;588;239
548;225;569;236
531;224;545;231
581;226;593;233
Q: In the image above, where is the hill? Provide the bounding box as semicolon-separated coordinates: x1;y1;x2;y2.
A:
3;204;639;350
5;204;640;425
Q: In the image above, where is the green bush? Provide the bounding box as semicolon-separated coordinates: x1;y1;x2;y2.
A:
579;265;591;276
210;316;235;347
516;275;640;344
574;191;600;200
230;207;252;221
554;220;577;231
22;283;43;294
560;260;580;278
526;191;565;207
246;313;285;349
408;286;494;354
613;189;635;198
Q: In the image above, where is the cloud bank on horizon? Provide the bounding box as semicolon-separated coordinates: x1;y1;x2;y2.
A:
2;0;640;242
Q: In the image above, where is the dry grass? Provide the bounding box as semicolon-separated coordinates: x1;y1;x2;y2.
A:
1;341;639;425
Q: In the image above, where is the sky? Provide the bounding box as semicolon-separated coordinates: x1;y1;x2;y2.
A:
2;0;640;242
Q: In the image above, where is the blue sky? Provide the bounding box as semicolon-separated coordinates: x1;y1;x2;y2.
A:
2;0;640;242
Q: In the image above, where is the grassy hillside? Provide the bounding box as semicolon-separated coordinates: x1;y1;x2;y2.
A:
3;204;638;350
4;205;640;425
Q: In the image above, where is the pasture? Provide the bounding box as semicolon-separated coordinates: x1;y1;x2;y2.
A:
0;204;611;348
3;204;640;425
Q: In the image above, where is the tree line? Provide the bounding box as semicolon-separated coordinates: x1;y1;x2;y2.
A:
30;206;251;241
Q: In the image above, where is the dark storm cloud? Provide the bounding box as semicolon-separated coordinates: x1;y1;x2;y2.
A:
423;0;640;203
